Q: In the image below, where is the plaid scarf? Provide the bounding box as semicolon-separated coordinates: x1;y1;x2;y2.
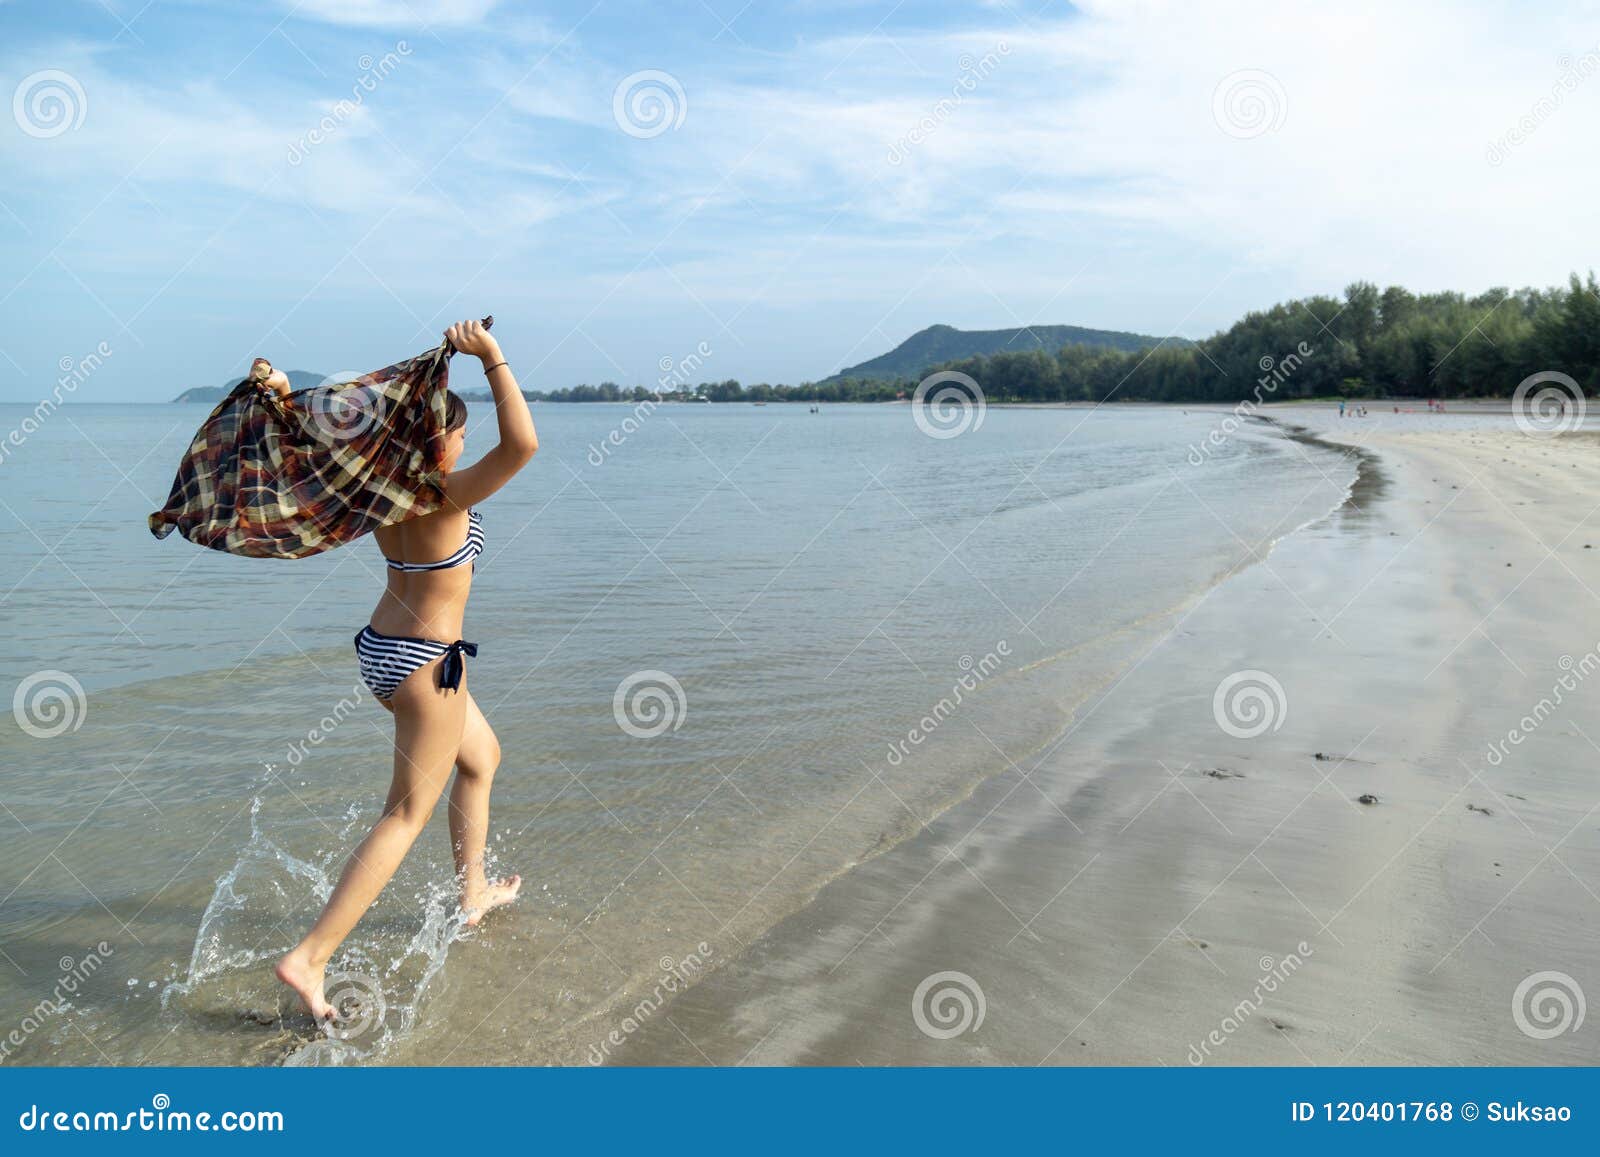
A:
148;338;460;559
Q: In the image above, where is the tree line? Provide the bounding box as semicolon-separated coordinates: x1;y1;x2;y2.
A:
502;273;1600;405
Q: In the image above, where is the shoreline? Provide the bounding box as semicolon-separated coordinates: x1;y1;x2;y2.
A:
606;409;1600;1065
5;406;1590;1066
15;397;1536;408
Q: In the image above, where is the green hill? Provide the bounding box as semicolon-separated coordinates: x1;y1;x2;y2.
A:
828;323;1175;383
173;370;325;404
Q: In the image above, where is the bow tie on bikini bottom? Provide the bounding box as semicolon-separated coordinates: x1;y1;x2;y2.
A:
440;640;479;692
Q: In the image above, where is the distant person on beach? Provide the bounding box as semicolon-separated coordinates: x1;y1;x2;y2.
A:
268;319;538;1024
1339;400;1345;417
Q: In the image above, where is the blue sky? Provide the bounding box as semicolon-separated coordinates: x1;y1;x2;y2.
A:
1;0;1597;400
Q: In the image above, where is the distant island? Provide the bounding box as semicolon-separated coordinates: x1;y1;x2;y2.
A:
823;322;1175;384
479;275;1599;405
177;274;1600;407
459;321;1180;405
172;370;326;404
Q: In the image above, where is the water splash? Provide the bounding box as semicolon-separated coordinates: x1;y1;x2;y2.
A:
162;781;474;1066
162;796;331;1008
283;879;468;1067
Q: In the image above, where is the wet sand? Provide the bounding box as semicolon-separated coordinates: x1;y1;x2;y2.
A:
608;413;1600;1065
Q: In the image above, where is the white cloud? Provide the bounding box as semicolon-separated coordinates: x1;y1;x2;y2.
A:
283;0;501;27
0;66;422;219
7;1;1599;397
980;0;1600;290
613;0;1600;294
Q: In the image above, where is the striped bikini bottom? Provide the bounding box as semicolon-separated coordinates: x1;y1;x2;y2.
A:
354;625;478;701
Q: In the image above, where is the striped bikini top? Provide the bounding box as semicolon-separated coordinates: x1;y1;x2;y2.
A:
383;509;484;572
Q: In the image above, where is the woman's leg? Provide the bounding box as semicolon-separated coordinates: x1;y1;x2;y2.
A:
450;692;521;925
276;663;468;1021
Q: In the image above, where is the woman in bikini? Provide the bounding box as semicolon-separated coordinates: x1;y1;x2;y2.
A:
273;318;538;1023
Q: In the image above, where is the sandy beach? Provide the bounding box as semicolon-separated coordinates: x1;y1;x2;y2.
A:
12;7;1600;1129
608;410;1600;1065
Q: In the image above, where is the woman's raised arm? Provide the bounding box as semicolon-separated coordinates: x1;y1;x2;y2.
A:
440;319;538;509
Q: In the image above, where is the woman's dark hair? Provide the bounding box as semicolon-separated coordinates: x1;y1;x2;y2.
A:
444;390;468;433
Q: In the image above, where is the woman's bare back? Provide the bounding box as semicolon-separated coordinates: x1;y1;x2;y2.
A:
369;507;477;640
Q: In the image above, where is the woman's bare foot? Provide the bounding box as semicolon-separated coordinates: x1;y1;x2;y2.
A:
463;874;522;927
274;949;333;1023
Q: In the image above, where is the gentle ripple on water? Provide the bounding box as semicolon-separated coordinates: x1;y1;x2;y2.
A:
0;402;1355;1064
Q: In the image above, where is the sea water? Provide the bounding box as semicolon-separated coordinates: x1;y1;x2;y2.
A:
0;402;1356;1064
